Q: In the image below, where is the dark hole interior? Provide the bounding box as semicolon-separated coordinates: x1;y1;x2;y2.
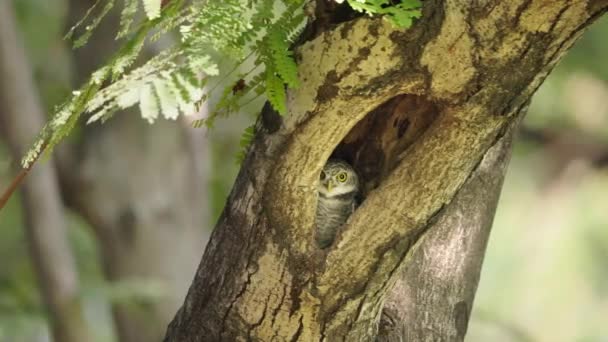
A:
331;94;440;197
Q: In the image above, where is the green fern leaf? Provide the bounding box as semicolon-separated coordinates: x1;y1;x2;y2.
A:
142;0;162;19
117;0;139;38
140;83;160;123
153;78;180;120
265;68;286;115
266;29;299;88
72;0;116;48
64;0;104;40
26;0;316;166
345;0;422;28
236;125;256;164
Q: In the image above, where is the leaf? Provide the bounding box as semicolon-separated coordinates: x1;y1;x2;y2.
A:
142;0;162;19
265;69;287;115
266;29;299;88
64;0;103;40
384;1;422;28
25;0;314;165
117;0;139;38
236;125;256;164
153;78;180;120
345;0;422;28
72;0;116;48
139;82;160;123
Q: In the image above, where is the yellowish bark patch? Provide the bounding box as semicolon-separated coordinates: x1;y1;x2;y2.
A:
421;0;475;99
520;0;566;33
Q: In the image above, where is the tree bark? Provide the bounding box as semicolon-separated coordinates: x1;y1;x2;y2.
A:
0;2;92;342
377;116;520;342
163;0;608;340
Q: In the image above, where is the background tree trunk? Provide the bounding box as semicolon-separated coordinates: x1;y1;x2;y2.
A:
49;2;212;341
0;2;92;341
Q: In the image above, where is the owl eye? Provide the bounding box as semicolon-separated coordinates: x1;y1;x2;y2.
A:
337;172;348;182
320;171;326;181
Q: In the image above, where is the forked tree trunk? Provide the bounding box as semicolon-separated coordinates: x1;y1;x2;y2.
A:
165;1;608;341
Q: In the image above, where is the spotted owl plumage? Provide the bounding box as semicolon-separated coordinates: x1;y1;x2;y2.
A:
315;159;360;249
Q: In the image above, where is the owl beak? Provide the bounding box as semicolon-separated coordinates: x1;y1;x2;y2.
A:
326;182;333;192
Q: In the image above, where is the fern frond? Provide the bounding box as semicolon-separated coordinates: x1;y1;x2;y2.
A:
265;68;287;115
64;0;105;41
140;82;160;123
345;0;422;28
25;0;316;167
150;7;193;42
111;27;148;79
387;1;422;28
117;0;139;38
236;0;274;46
236;125;256;164
72;0;116;48
183;0;251;58
22;1;188;167
142;0;162;19
266;29;299;88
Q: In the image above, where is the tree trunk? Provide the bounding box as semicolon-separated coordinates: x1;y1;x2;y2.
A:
163;0;607;340
0;2;91;341
377;116;520;341
59;114;210;342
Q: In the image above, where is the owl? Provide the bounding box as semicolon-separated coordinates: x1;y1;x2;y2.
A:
315;159;360;249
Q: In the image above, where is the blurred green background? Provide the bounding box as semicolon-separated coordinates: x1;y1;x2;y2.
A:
0;1;607;341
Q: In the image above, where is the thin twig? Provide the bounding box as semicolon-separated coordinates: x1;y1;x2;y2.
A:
0;140;48;212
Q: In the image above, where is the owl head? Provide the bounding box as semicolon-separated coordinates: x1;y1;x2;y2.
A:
318;159;359;197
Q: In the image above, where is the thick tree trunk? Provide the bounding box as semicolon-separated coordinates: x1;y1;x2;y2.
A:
165;1;608;341
0;2;91;342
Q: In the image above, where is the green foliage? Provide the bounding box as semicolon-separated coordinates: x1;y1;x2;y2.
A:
265;15;301;89
265;68;287;114
23;0;420;168
344;0;422;27
118;0;139;38
65;0;115;48
236;125;256;164
142;0;162;20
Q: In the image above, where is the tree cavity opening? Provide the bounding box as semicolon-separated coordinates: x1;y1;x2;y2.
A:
331;94;439;197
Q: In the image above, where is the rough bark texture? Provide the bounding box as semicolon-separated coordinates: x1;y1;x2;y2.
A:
0;2;91;342
51;2;212;341
377;117;519;342
165;1;608;341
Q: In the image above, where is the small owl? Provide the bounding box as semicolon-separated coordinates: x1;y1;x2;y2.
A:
315;159;360;249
